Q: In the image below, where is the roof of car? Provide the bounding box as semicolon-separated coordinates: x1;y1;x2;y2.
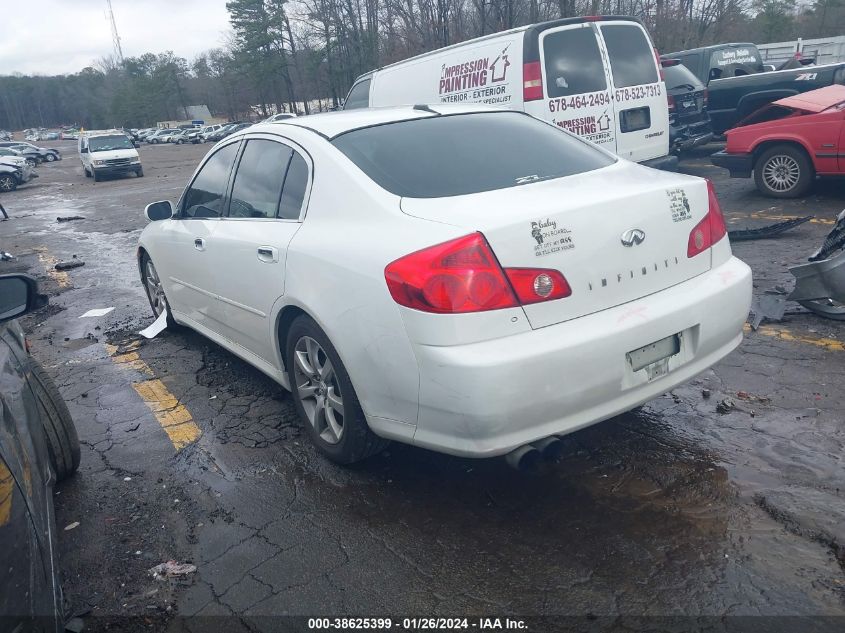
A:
774;84;845;113
255;104;504;140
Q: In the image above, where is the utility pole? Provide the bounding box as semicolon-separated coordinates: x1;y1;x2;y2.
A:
106;0;124;64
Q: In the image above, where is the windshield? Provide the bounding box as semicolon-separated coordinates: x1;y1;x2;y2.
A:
89;135;134;152
332;112;614;198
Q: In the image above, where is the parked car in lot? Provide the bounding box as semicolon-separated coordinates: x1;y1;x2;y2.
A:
159;129;187;144
0;163;25;192
178;128;203;144
217;122;253;140
263;112;298;123
198;124;223;142
203;124;236;142
711;85;845;197
0;130;12;141
146;129;175;144
662;59;714;153
0;152;37;188
60;129;79;140
79;130;143;182
138;105;752;467
0;273;80;633
345;15;676;170
0;142;61;163
0;147;37;167
664;42;845;134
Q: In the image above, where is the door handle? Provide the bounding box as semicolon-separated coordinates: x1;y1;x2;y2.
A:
257;246;279;262
194;238;205;251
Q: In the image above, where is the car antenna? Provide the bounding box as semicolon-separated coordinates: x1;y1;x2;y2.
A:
413;104;441;115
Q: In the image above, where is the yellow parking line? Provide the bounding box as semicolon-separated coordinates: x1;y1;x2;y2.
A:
33;247;71;288
105;342;201;451
744;324;844;352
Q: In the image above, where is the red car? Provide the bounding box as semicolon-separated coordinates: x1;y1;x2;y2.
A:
711;84;845;198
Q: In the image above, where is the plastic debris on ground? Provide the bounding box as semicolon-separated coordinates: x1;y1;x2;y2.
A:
79;308;115;318
57;216;85;223
139;309;168;339
149;560;197;581
748;294;788;330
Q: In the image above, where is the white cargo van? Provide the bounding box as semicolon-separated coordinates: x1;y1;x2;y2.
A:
79;130;142;182
344;16;675;169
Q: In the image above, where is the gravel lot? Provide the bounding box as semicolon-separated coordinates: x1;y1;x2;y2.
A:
1;138;843;632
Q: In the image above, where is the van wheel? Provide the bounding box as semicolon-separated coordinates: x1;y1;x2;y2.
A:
92;169;100;182
83;166;91;178
286;315;389;464
28;359;80;481
754;145;813;198
136;167;144;178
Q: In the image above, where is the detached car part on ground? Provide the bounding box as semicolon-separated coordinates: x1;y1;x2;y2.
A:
789;209;845;320
138;105;751;469
711;85;845;197
0;274;80;632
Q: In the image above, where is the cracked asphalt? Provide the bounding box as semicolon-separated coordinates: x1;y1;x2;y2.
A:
0;140;843;632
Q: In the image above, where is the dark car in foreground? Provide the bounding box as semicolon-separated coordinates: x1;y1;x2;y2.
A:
663;59;714;153
0;274;80;632
711;85;845;197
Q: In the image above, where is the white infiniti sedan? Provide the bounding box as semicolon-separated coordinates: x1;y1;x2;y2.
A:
137;105;752;467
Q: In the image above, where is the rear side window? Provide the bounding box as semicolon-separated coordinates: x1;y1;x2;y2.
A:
664;63;704;91
543;28;607;97
600;24;659;88
344;79;371;110
229;140;292;219
332;112;614;198
182;142;239;218
278;153;309;220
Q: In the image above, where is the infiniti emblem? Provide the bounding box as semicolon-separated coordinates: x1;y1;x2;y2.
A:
621;229;646;247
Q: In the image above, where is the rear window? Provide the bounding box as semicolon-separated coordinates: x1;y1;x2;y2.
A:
664;63;704;91
543;27;607;97
344;79;371;110
600;24;659;88
331;112;614;199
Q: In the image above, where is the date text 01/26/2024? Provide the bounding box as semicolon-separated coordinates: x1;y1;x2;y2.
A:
307;618;528;631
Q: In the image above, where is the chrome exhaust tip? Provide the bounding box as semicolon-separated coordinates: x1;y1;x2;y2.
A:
505;445;542;471
532;436;564;461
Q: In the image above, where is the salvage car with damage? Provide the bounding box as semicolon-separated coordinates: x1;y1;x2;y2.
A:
711;85;845;197
137;105;752;469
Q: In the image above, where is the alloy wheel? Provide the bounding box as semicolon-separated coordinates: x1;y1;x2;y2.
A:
45;153;56;162
762;155;800;192
144;259;167;317
292;336;345;444
0;175;15;191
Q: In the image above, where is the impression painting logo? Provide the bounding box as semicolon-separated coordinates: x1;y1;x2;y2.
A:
438;45;513;105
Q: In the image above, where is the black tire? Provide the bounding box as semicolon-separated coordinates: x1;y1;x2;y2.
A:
136;167;144;178
83;165;91;178
140;252;179;329
27;359;80;481
285;315;389;464
0;174;17;192
92;169;100;182
754;144;813;198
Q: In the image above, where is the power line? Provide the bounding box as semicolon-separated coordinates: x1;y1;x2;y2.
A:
106;0;124;64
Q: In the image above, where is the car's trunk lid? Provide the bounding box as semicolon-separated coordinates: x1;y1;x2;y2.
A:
400;162;712;329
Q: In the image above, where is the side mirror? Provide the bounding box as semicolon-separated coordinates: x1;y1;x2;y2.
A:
145;200;174;222
80;147;89;154
0;274;48;323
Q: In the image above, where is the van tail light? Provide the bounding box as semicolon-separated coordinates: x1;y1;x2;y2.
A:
687;181;728;258
667;94;675;112
385;233;571;313
523;61;543;102
654;47;665;81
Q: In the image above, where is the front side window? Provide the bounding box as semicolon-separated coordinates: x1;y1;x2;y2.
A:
181;142;239;218
600;24;659;88
344;79;371;110
229;140;293;219
332;112;614;199
543;27;607;98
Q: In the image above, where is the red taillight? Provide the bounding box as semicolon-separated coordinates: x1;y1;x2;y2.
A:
654;47;665;81
385;233;571;313
687;181;728;258
667;94;675;112
504;268;572;305
523;61;543;102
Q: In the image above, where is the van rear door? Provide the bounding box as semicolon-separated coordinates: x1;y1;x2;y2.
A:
596;20;669;163
530;23;616;152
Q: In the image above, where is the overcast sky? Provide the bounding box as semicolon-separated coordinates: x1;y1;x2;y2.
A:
1;0;232;75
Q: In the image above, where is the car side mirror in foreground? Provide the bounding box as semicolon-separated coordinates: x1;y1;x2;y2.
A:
145;200;174;222
0;274;48;323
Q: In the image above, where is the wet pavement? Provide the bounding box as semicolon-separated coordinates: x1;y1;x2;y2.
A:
0;140;843;631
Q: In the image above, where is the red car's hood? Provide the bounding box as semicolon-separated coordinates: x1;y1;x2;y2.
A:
774;84;845;113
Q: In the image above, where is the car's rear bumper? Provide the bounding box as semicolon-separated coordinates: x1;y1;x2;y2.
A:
641;153;679;171
711;151;753;178
406;254;752;458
